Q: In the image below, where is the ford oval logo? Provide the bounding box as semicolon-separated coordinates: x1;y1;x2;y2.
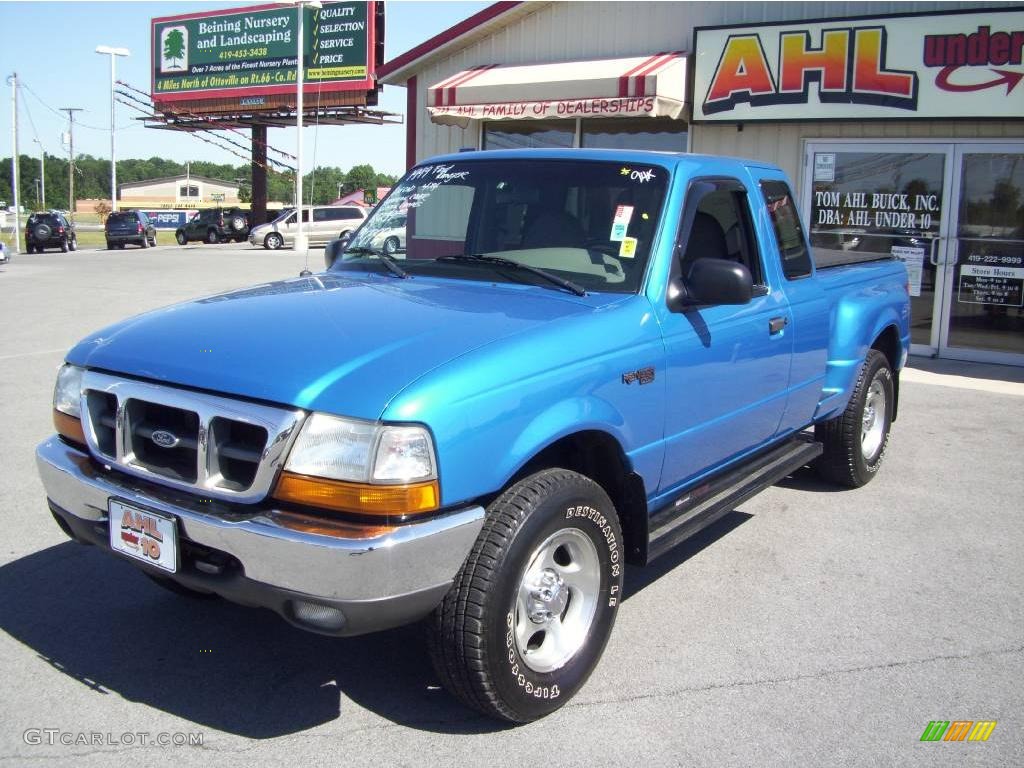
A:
151;429;180;449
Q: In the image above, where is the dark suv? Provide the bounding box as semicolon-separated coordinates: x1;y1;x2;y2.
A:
174;207;250;245
105;210;157;249
26;211;77;253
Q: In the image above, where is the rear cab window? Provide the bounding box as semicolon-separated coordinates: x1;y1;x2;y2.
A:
760;180;813;280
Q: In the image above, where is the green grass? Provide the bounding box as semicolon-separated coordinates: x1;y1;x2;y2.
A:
1;229;180;248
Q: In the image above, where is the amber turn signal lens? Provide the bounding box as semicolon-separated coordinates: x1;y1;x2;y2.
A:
273;471;440;517
53;409;87;446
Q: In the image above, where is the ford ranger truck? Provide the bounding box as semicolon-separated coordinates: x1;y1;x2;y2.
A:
37;149;910;722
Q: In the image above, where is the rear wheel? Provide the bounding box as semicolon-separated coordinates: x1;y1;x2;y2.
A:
206;229;219;244
814;349;894;488
175;230;187;245
106;241;114;250
60;238;69;253
428;469;623;722
140;236;149;249
68;236;77;252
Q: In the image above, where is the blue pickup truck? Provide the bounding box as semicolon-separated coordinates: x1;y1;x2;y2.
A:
37;149;909;722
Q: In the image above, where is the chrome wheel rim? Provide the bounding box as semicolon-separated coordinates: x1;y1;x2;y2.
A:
513;528;600;674
861;377;886;459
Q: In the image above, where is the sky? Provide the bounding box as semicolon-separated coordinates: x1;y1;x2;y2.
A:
0;0;491;177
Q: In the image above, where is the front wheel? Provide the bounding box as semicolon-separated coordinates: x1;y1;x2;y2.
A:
264;232;284;250
814;349;894;488
206;230;219;244
428;469;624;722
175;231;187;245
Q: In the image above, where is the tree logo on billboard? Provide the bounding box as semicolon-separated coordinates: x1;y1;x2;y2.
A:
161;26;189;73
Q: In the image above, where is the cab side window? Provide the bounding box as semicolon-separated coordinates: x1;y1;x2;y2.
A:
680;184;765;289
760;180;812;280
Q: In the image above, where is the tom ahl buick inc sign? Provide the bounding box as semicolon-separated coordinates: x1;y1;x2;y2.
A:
692;8;1024;121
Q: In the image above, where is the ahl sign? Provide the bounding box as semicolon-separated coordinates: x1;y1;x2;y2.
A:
693;8;1024;121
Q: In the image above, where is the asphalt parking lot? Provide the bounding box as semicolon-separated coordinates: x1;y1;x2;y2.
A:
1;244;1022;767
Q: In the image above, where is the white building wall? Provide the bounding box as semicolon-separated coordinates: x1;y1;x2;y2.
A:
404;1;992;167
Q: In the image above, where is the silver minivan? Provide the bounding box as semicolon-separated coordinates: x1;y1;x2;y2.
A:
249;205;368;249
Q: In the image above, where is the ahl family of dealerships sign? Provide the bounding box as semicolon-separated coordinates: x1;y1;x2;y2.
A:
151;1;376;102
693;8;1024;121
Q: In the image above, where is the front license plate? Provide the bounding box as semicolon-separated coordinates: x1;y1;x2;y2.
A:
109;500;178;573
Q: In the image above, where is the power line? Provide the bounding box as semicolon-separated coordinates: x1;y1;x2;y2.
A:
117;80;298;162
20;79;132;132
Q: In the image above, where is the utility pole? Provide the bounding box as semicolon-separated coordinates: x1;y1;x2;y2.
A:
60;108;82;221
8;72;21;253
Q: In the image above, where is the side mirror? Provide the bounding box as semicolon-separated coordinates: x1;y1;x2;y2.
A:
324;235;348;269
670;258;753;309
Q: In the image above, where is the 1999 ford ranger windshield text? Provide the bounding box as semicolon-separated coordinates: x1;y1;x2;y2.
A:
37;149;910;722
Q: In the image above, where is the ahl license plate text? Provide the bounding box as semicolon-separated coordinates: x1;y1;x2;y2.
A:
109;500;178;573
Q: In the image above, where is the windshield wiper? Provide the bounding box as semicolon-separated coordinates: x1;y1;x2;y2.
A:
436;254;586;297
344;247;409;279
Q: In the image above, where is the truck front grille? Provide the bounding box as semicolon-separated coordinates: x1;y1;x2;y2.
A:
78;370;305;503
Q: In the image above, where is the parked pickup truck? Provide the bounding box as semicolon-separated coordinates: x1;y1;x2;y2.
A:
37;149;909;722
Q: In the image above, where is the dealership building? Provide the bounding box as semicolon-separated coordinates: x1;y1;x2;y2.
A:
380;2;1024;365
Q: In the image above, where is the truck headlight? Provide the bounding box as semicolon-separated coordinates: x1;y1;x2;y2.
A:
273;413;439;517
52;364;86;445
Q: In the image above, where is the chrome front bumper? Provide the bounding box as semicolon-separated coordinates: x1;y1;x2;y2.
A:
36;437;485;636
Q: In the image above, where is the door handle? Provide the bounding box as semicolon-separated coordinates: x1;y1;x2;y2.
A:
929;236;944;266
769;316;788;334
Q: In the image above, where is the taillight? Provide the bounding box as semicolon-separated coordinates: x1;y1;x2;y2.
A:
137;223;143;233
57;226;65;234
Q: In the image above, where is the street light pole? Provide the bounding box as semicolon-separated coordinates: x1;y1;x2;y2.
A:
95;46;130;213
294;4;306;254
33;138;44;209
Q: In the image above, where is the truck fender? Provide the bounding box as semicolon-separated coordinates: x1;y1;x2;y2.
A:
816;298;905;422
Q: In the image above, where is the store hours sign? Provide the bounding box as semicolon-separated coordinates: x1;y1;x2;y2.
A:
693;8;1024;121
152;1;375;102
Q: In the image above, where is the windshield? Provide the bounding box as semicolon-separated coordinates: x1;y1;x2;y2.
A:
335;159;668;294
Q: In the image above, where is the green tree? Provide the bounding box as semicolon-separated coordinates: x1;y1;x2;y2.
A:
164;29;186;67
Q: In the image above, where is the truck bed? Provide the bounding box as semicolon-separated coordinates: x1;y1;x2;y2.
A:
813;248;898;270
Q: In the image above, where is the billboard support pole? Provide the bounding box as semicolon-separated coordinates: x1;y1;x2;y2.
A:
251;125;267;228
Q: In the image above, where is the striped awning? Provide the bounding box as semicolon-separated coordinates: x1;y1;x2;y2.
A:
426;53;687;127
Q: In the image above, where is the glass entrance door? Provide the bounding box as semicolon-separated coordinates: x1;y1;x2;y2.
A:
803;142;954;356
940;145;1024;365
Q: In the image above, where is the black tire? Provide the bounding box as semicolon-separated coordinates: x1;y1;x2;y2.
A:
149;236;157;247
814;349;894;488
140;236;149;249
175;230;187;245
264;232;284;250
68;236;77;252
145;573;218;600
206;229;219;244
33;223;51;241
60;238;69;253
428;469;624;722
383;235;401;255
116;243;125;250
106;241;114;250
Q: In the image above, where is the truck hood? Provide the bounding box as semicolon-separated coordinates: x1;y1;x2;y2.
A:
66;273;620;419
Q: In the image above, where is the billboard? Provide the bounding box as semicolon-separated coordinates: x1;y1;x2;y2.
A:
693;8;1024;121
152;1;376;103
